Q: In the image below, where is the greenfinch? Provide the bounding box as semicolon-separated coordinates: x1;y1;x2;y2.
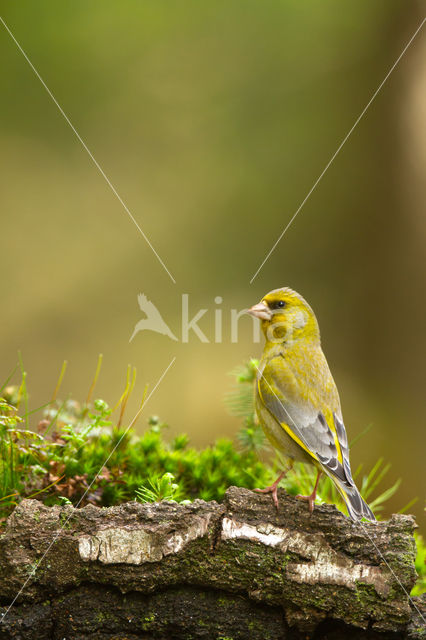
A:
248;287;375;521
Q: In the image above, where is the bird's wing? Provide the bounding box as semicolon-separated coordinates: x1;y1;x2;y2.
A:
137;294;161;319
258;358;352;485
138;293;149;310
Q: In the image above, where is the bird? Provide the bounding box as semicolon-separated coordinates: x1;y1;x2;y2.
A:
129;294;178;342
247;287;375;521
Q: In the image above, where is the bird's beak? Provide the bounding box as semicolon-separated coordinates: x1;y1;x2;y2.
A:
246;301;273;320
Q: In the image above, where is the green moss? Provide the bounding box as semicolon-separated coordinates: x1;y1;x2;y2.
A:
412;533;426;596
59;512;73;529
355;581;377;603
0;365;272;523
140;613;155;630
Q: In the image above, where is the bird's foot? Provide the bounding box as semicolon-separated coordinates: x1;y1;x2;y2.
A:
296;493;316;513
254;467;290;510
254;483;281;509
296;470;321;514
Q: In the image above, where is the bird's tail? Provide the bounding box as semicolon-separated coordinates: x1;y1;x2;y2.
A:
334;479;376;522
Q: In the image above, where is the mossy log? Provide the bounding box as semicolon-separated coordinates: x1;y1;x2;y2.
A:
0;487;424;639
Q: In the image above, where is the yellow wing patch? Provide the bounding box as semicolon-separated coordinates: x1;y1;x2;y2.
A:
324;408;343;464
257;379;319;463
279;420;319;462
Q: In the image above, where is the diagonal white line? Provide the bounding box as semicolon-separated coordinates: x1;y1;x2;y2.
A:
360;521;425;623
254;362;301;436
255;363;424;620
0;356;176;624
0;16;176;284
250;17;426;284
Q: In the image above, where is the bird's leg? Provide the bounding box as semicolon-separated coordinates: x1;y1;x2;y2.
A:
296;470;321;513
254;462;293;509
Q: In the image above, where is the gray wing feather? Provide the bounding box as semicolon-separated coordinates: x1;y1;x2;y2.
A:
259;379;350;485
263;392;337;462
258;369;375;521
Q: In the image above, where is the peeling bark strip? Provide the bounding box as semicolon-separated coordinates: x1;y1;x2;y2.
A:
221;517;389;596
0;487;424;640
78;510;214;564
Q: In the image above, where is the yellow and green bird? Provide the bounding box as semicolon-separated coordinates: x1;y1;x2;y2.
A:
248;287;375;521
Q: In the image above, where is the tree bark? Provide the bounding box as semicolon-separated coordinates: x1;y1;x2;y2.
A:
0;487;424;639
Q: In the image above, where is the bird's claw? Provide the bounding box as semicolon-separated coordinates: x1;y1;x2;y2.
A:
296;493;316;513
254;468;290;510
254;485;280;509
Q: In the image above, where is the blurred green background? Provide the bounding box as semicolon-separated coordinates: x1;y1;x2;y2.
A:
1;1;425;522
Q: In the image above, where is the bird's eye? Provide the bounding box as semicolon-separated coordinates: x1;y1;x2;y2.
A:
274;300;286;309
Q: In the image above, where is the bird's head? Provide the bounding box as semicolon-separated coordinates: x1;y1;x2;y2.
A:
247;287;320;344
